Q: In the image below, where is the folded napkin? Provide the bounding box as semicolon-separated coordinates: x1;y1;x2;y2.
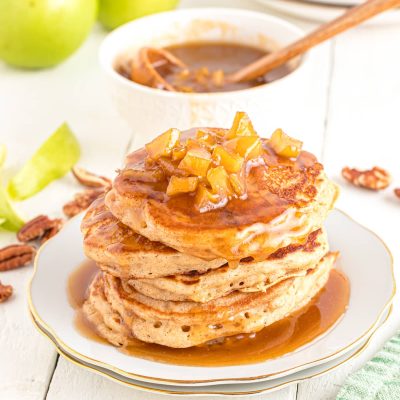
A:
336;331;400;400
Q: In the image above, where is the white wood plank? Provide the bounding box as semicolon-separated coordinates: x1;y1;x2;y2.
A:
0;26;132;400
47;357;296;400
297;24;400;400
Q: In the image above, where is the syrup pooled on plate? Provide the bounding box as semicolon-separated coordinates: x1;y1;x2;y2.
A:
68;260;349;366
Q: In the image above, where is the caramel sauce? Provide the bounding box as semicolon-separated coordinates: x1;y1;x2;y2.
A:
68;260;350;366
119;136;318;229
116;42;293;93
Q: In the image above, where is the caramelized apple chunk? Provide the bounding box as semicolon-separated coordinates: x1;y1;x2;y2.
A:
225;136;262;160
228;111;257;138
123;166;165;183
136;112;307;213
212;145;244;173
146;128;181;160
229;173;246;197
171;146;187;161
194;183;224;212
166;176;198;196
178;147;212;177
269;129;303;158
196;129;217;149
158;157;187;177
207;166;233;198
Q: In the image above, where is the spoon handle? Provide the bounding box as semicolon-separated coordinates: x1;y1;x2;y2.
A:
231;0;400;83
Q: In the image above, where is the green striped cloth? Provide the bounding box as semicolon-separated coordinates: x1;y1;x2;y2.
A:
337;332;400;400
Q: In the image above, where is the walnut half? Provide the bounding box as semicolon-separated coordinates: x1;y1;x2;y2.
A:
342;166;391;190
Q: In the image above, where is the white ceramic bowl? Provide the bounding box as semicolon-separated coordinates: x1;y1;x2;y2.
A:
99;8;315;148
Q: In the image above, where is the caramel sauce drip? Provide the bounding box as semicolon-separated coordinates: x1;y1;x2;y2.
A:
69;261;349;367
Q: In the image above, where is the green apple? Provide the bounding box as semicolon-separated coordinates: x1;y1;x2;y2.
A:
0;0;97;68
98;0;179;30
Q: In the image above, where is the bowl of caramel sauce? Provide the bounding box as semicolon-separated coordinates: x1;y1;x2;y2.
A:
99;8;315;148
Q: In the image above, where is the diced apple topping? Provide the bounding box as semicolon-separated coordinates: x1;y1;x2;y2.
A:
194;183;224;212
123;167;165;183
207;166;233;198
228;111;257;138
212;145;243;173
178;147;212;177
146;128;180;160
229;173;246;197
157;157;185;177
136;112;303;212
171;146;187;161
269;129;303;158
196;129;216;149
225;136;262;160
166;176;198;196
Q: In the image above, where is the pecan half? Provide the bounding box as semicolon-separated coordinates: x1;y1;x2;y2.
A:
72;167;111;188
342;166;391;190
0;281;13;303
63;188;104;218
17;215;64;243
40;219;64;244
0;244;36;271
394;188;400;199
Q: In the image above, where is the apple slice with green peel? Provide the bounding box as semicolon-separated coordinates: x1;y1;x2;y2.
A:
8;123;80;201
0;187;24;232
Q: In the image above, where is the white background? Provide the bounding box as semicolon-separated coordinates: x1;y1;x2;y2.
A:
0;1;399;399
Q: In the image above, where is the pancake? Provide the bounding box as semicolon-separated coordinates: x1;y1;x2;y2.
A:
82;197;328;287
128;228;329;302
83;252;336;348
82;197;225;278
106;133;339;261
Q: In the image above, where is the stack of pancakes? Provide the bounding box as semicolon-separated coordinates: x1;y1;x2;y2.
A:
81;126;339;349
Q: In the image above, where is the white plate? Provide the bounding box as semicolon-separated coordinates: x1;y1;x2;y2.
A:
28;209;395;386
255;0;400;24
30;306;392;396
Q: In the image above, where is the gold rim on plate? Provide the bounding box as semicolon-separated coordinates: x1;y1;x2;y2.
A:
30;306;393;396
27;209;396;385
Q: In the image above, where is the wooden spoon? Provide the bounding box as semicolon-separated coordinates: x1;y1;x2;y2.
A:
228;0;400;83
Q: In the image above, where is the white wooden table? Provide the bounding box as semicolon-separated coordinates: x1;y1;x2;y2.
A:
1;1;399;399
